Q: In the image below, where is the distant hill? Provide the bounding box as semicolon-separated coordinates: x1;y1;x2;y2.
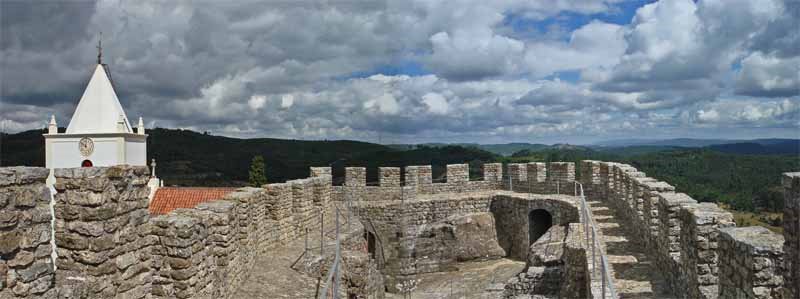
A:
707;141;800;155
388;142;565;156
594;138;800;155
595;138;737;147
1;128;499;186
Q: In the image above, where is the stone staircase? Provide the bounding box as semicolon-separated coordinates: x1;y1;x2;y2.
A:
588;200;675;299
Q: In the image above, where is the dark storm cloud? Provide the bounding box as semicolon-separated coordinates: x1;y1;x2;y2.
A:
1;0;798;143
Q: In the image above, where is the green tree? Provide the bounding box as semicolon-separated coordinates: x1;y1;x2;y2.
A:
248;155;267;187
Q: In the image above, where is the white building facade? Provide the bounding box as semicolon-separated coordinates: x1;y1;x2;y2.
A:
44;63;148;171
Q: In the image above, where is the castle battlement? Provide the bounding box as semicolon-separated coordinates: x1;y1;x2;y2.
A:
0;161;796;298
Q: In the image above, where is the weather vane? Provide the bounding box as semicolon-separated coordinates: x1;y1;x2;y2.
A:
96;32;103;64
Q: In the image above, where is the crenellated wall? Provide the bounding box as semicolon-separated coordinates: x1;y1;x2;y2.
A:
0;160;795;299
0;166;345;299
580;160;790;299
328;162;583;204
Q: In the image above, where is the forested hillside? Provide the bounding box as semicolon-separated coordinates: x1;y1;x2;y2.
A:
3;128;798;225
1;128;499;186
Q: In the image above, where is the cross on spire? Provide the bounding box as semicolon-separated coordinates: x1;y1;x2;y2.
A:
96;32;103;64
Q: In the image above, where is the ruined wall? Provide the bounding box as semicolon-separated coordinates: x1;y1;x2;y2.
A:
580;160;787;299
491;193;580;260
0;167;55;298
783;172;799;299
352;191;581;291
53;166;153;299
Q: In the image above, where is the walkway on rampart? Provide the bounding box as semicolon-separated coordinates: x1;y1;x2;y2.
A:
230;205;345;298
588;200;673;298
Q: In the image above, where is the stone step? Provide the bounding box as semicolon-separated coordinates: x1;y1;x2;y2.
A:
592;215;614;221
596;222;619;229
607;255;638;264
601;235;628;243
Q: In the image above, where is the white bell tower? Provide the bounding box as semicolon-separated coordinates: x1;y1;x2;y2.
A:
44;40;148;177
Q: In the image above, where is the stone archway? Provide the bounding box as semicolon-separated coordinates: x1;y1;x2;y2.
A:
528;209;552;245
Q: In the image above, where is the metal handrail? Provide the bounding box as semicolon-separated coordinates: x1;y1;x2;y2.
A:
576;182;618;298
319;209;342;298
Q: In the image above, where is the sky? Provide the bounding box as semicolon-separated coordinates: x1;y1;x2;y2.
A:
1;0;798;145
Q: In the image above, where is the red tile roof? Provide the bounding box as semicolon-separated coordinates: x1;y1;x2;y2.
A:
149;187;236;215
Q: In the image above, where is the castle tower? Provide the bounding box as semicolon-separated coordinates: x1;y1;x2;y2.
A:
44;45;147;173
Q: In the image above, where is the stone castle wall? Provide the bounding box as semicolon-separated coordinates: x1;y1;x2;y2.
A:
718;226;784;299
1;160;796;299
53;167;153;299
579;160;790;299
328;162;581;203
0;167;55;298
352;191;582;290
0;166;338;299
783;173;800;299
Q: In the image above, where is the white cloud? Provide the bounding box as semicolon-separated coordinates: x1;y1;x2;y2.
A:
248;94;267;110
525;21;626;78
1;0;797;143
735;52;800;97
422;92;449;114
281;94;294;109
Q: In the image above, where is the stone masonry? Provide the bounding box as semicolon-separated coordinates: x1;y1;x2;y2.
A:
0;167;54;298
718;227;785;299
783;172;800;299
0;160;796;298
53;166;153;299
580;160;790;299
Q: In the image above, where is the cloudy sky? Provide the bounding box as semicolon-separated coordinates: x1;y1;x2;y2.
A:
1;0;798;144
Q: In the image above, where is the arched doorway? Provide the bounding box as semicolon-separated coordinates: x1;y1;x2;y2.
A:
81;160;93;167
528;209;552;244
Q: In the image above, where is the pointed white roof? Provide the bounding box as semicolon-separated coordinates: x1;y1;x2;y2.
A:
66;64;132;134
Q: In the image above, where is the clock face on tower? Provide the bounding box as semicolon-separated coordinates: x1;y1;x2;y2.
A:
79;137;94;157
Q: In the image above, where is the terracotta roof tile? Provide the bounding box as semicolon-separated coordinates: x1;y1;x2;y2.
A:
149;187;236;215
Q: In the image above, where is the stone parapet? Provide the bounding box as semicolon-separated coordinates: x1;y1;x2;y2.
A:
679;203;735;299
718;227;785;299
640;181;675;248
53;166;153;299
378;167;400;187
508;163;527;192
547;162;575;183
783;172;800;299
482;163;503;183
345;167;366;187
445;164;468;183
0;167;54;298
656;192;697;291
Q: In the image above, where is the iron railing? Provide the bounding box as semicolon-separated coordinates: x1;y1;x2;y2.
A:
576;182;618;298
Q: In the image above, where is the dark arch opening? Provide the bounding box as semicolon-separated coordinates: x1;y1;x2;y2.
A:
528;209;552;244
81;160;93;167
366;231;376;260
